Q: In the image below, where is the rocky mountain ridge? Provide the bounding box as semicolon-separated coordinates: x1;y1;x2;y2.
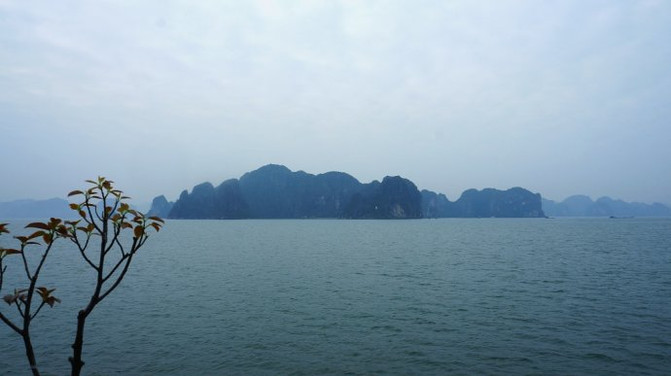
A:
150;164;545;219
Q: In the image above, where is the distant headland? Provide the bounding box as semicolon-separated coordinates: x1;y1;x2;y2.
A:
148;164;545;219
542;195;671;217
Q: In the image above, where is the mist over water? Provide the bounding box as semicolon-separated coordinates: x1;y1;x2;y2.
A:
1;218;670;375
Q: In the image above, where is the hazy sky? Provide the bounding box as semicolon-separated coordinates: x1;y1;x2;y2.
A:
1;0;670;205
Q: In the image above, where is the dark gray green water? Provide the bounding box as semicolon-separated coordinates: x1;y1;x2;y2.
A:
1;218;670;375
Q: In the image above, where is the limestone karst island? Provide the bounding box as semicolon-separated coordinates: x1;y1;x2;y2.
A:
149;164;546;219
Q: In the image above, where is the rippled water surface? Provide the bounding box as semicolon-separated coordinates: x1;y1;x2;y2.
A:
1;218;670;375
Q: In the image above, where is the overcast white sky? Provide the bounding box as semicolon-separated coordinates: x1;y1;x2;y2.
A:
1;0;670;205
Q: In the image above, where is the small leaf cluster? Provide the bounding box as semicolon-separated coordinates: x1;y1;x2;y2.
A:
3;287;60;308
20;218;70;245
1;219;65;319
66;177;164;244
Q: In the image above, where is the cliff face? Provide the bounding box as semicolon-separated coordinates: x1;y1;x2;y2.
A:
421;190;454;218
420;187;544;218
452;187;545;218
343;176;423;219
238;164;361;218
168;180;249;219
146;195;173;218
149;164;545;219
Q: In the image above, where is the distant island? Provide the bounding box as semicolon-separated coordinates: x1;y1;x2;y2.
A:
543;195;671;217
0;198;73;219
149;164;545;219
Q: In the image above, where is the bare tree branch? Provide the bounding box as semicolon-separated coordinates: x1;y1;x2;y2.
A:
30;301;47;321
71;232;97;270
102;253;130;284
99;252;134;302
0;311;21;334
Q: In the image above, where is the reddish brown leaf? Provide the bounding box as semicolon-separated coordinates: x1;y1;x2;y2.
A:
3;294;15;305
46;296;61;307
26;222;49;230
133;226;144;238
56;225;68;236
27;230;45;240
69;203;80;210
68;190;84;197
148;216;165;223
0;248;21;256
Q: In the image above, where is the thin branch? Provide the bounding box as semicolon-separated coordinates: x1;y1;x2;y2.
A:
104;223;123;256
30;301;47;321
13;235;55;329
99;190;110;261
0;262;6;292
99;256;132;302
78;213;93;226
98;238;138;302
94;205;103;223
100;189;109;222
85;199;102;234
113;233;127;257
137;235;148;249
32;241;54;283
112;226;125;258
77;230;94;253
16;300;25;318
20;244;32;281
0;311;22;334
71;234;97;270
110;199;120;218
80;248;97;270
102;254;130;284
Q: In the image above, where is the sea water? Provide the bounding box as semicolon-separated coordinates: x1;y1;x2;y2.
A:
1;218;670;375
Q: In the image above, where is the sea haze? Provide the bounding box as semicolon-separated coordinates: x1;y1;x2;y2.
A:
1;218;670;375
